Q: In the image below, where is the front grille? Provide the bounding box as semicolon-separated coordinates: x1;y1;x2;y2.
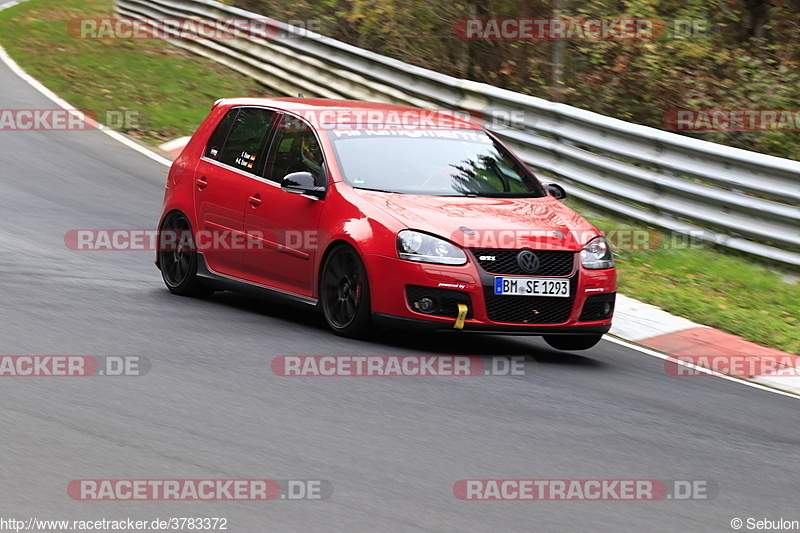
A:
485;293;574;324
473;249;575;276
579;292;616;321
406;285;473;319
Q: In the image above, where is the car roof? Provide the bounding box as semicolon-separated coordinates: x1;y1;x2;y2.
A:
214;97;484;130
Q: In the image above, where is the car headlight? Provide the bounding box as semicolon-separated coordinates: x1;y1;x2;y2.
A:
581;236;614;270
397;230;467;265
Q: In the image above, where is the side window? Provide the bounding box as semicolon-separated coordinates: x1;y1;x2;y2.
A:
215;108;275;174
204;108;238;160
266;116;325;185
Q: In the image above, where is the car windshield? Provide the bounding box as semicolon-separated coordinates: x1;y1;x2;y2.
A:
329;129;546;197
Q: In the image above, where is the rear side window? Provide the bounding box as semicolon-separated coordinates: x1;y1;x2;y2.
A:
204;108;238;160
208;107;275;174
266;117;325;185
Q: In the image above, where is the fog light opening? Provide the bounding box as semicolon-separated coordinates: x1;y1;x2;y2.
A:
415;296;439;314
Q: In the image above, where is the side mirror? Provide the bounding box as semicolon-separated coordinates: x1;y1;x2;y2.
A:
546;183;567;200
281;172;325;199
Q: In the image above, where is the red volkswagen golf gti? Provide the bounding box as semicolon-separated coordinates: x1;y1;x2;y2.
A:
156;98;616;350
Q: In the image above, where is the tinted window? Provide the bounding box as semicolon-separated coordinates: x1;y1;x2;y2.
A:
204;108;238;160
330;129;545;197
266;117;325;185
215;108;275;174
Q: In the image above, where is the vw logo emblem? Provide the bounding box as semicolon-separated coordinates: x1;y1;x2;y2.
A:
517;250;540;273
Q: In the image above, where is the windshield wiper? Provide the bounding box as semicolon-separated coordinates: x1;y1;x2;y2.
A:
355;187;397;194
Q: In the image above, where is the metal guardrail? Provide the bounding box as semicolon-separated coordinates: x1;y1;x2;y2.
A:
116;0;800;266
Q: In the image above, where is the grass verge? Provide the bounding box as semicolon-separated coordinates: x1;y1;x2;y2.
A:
0;0;268;143
1;0;797;353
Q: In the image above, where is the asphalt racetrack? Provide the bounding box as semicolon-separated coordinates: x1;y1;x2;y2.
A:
0;53;798;532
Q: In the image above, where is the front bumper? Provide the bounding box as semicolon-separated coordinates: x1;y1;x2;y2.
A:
362;253;616;333
372;313;611;335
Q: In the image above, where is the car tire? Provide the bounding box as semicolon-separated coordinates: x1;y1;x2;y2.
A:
320;244;372;338
543;334;603;351
158;211;214;298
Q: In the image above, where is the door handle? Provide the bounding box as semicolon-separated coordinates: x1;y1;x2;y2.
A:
196;176;208;189
248;194;262;207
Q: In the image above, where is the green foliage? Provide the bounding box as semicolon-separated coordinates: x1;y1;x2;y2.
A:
234;0;800;160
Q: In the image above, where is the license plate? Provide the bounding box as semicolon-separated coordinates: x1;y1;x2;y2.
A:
494;277;570;297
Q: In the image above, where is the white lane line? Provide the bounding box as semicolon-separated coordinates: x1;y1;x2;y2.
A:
606;335;800;400
0;45;172;167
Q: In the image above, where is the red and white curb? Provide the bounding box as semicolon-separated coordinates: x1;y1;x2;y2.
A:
611;295;800;395
611;294;702;342
159;136;191;160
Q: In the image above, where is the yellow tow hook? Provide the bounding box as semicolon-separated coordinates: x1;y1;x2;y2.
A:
454;303;468;330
